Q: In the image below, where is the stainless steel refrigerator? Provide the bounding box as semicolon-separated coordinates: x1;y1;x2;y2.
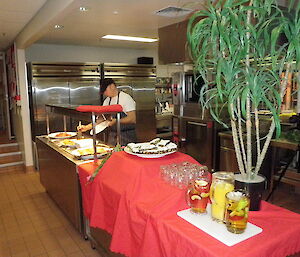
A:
27;62;101;140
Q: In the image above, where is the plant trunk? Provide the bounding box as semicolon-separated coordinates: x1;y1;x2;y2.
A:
231;104;246;176
253;62;292;174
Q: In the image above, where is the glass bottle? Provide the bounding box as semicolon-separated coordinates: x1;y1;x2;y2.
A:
210;172;235;223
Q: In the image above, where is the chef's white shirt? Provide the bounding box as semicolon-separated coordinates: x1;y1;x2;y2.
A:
103;91;136;114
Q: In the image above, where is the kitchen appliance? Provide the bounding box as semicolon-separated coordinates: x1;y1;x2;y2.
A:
155;77;173;139
172;71;222;170
27;62;101;140
102;63;156;142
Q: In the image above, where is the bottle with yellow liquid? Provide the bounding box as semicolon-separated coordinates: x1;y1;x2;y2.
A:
210;172;235;223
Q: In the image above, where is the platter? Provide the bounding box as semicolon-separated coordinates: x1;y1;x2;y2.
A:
75;138;94;148
48;132;77;139
71;146;112;160
90;120;110;135
124;146;176;159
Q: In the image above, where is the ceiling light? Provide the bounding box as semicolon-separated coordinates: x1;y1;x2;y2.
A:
54;24;64;29
113;11;119;15
102;35;158;43
79;6;89;11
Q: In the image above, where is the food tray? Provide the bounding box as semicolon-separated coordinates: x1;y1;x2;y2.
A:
71;146;112;160
177;206;262;246
57;139;78;148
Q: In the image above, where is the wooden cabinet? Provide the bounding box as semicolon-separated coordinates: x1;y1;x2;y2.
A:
218;133;239;172
218;132;272;185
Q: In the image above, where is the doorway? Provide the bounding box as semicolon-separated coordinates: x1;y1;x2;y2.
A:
0;52;13;141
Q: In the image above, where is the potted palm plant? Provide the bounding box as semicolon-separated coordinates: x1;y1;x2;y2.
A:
187;0;300;210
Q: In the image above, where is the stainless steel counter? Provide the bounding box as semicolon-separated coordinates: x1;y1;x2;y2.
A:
36;135;88;166
36;135;126;256
36;136;86;236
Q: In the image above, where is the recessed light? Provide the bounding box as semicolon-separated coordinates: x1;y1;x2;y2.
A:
102;35;158;43
79;6;89;12
54;24;64;29
113;11;118;15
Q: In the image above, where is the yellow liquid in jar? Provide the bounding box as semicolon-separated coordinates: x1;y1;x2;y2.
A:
210;182;234;222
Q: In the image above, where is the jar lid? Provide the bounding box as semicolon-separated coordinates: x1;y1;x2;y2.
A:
212;171;235;180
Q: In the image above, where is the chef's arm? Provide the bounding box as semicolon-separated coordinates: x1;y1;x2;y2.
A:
108;111;136;127
77;117;105;132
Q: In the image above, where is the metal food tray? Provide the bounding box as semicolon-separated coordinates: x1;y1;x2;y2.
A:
71;146;112;160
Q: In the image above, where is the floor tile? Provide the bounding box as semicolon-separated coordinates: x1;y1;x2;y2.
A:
47;249;66;257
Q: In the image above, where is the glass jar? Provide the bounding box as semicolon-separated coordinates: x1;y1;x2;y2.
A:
186;173;211;214
225;189;250;234
210;172;235;223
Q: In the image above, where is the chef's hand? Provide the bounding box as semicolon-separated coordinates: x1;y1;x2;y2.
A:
77;124;91;132
108;118;116;127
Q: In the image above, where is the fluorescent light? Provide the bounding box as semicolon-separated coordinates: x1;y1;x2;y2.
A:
54;24;64;29
79;6;89;11
102;35;158;43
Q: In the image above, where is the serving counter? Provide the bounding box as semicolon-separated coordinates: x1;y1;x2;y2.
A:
36;136;88;235
37;103;120;238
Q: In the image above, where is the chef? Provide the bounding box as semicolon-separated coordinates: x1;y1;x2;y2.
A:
78;78;136;145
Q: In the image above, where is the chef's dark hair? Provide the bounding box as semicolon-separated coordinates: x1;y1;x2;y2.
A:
100;78;115;93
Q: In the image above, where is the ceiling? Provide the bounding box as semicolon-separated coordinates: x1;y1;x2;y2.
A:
38;0;204;49
0;0;47;50
0;0;205;51
3;0;289;51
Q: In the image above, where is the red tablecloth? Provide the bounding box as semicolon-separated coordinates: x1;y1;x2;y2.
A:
78;151;300;257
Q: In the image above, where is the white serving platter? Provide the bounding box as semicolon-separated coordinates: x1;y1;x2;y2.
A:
48;132;77;139
124;146;176;159
75;138;94;148
177;206;263;246
90;120;110;135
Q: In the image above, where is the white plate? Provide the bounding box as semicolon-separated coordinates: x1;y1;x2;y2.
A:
124;146;176;158
48;132;77;139
75;139;94;148
90;120;110;135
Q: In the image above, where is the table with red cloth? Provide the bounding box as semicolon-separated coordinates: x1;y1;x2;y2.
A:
78;151;300;257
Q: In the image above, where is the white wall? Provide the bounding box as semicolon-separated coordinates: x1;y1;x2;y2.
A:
25;43;158;64
11;49;34;168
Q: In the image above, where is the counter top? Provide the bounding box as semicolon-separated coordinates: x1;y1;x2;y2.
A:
156;113;173;120
36;136;92;166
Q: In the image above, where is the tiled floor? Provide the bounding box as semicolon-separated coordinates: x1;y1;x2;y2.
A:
0;168;101;257
0;168;299;257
